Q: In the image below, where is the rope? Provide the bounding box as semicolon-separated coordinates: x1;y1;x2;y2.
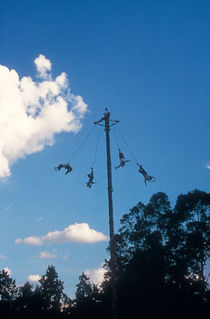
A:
92;126;102;167
116;128;139;163
113;126;120;149
68;126;96;162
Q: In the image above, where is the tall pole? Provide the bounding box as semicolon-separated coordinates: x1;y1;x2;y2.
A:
94;109;118;319
105;114;118;319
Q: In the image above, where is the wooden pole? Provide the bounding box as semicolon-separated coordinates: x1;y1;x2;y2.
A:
104;114;118;319
94;109;118;319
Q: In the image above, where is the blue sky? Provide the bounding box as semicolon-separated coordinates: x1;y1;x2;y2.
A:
0;0;209;297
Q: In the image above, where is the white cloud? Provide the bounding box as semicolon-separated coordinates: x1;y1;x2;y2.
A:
85;264;106;287
206;164;210;169
28;274;41;282
0;55;88;179
34;54;51;79
39;250;57;259
15;236;43;246
15;223;108;246
0;254;6;259
3;267;11;275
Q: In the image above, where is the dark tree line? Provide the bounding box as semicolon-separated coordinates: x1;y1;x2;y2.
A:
0;190;209;318
113;190;210;318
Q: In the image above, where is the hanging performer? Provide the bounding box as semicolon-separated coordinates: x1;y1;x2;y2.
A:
94;107;110;124
137;163;155;185
86;167;96;188
115;149;130;169
55;163;73;175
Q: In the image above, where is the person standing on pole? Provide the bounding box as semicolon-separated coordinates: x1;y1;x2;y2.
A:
94;107;110;124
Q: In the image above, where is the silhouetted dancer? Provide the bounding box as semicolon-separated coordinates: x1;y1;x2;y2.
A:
94;107;110;124
115;149;130;169
86;167;96;188
55;163;73;175
137;163;155;185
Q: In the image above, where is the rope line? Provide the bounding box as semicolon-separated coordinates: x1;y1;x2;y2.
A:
68;126;96;162
116;127;139;163
92;126;102;167
112;126;120;149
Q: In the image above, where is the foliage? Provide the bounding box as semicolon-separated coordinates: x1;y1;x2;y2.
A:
38;265;65;312
0;269;17;303
113;190;210;318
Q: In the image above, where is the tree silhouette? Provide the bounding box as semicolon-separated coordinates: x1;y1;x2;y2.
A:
73;272;110;318
0;269;17;317
38;265;65;312
112;190;210;318
0;269;17;303
75;272;94;306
